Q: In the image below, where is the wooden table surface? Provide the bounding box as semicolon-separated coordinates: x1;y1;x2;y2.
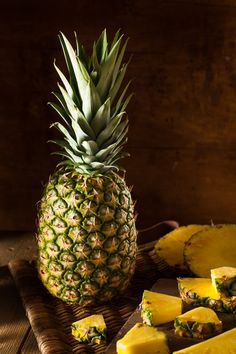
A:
0;231;40;354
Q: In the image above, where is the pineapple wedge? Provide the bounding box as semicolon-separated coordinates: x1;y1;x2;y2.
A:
71;314;106;344
116;323;170;354
173;327;236;353
155;225;209;272
174;306;222;339
177;277;236;313
211;266;236;297
141;290;182;326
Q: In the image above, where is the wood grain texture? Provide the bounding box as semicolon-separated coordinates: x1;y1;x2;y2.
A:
1;1;236;230
0;266;30;353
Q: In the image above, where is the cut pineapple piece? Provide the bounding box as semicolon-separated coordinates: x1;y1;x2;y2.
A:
116;323;170;354
71;314;106;344
174;306;222;339
184;224;236;277
154;225;209;272
211;266;236;297
177;277;236;313
141;290;182;326
173;327;236;353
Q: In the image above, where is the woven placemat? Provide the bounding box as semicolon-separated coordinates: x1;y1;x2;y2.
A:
8;242;172;354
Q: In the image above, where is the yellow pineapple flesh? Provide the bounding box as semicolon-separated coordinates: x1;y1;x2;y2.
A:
172;327;236;353
116;323;170;354
154;225;208;272
141;290;182;326
184;224;236;277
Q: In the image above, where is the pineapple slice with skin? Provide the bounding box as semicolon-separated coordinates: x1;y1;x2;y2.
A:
177;277;236;313
172;327;236;354
141;290;182;326
116;323;170;354
184;224;236;277
211;266;236;297
71;314;106;344
174;306;222;339
155;225;209;272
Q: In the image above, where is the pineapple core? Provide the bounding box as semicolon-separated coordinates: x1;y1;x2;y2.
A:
116;323;170;354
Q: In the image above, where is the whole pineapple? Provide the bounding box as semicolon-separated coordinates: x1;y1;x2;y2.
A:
37;29;137;306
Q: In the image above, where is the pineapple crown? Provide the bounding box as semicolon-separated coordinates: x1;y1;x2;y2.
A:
49;29;132;175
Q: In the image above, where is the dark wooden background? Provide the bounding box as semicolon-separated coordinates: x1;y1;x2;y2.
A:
1;0;236;232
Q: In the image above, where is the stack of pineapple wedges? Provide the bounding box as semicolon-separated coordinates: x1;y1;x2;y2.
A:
115;224;236;354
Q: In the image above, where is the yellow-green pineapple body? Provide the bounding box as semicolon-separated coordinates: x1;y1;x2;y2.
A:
174;307;222;339
36;29;137;305
38;170;136;305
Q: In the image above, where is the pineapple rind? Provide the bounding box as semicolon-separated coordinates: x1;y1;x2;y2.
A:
37;170;137;305
177;277;236;313
174;307;222;339
211;267;236;297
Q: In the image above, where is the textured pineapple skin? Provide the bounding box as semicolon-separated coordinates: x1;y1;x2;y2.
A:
178;278;236;314
174;307;222;339
37;169;137;306
211;267;236;297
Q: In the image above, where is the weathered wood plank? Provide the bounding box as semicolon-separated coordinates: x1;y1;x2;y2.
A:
0;232;37;266
0;266;31;354
21;329;41;354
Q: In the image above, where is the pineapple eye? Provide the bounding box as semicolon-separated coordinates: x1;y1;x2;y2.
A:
53;198;68;213
48;260;64;275
57;234;73;250
75;261;95;277
119;193;130;208
63;271;81;285
73;243;92;259
60;251;76;263
68;226;88;241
